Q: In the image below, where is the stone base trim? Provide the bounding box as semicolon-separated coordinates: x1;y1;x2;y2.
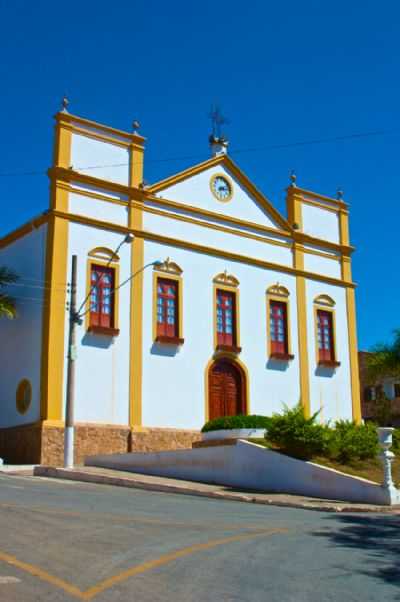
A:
0;423;202;466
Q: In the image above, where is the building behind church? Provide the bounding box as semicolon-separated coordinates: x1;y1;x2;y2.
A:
0;108;361;465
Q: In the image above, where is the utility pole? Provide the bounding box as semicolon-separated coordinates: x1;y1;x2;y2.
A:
64;255;78;468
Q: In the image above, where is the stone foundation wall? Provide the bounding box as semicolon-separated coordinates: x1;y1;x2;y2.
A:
0;423;201;466
0;423;42;464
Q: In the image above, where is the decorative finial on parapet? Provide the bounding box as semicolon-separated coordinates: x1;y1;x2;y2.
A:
132;120;140;134
290;170;297;187
337;187;344;200
61;95;69;113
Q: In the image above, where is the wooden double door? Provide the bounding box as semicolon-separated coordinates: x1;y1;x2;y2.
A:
208;359;246;420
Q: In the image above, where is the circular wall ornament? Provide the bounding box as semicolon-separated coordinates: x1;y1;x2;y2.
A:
16;379;32;415
210;174;233;203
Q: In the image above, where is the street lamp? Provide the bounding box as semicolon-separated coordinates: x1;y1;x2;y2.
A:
64;235;162;469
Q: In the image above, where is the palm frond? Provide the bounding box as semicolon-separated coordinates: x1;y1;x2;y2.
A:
0;294;17;319
0;267;18;288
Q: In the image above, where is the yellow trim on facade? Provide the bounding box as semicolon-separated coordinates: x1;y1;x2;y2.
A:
300;197;344;214
293;185;348;210
204;354;251;423
296;275;310;418
40;118;72;421
149;154;290;231
56;111;145;144
146;194;291;238
52;209;358;290
152;270;184;342
266;287;293;358
0;214;49;250
138;201;292;250
62;123;131;150
62;182;129;206
84;257;120;332
40;214;69;421
209;173;234;203
212;280;241;351
346;288;362;423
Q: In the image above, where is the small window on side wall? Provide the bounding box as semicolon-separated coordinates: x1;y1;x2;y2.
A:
314;295;340;367
153;259;184;345
266;284;293;361
86;248;120;337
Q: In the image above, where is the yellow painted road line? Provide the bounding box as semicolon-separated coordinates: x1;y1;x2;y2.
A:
0;528;287;600
0;550;84;599
82;528;287;600
0;502;268;531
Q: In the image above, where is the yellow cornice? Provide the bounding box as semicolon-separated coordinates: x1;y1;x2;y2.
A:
51;209;357;289
144;193;291;238
148;154;291;232
48;166;133;196
287;185;348;210
135;201;292;250
55;111;145;145
47;166;353;256
0;213;50;249
148;155;225;192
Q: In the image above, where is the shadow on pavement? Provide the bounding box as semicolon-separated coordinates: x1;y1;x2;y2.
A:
313;514;400;592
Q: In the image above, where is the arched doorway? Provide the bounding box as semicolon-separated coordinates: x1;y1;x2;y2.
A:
208;359;246;420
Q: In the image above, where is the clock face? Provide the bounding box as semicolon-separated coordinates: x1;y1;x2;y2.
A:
210;175;233;202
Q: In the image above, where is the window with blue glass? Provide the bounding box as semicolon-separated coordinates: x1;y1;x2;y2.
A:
216;289;236;347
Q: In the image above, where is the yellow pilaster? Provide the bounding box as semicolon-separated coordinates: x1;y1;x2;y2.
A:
40;115;71;421
287;183;311;418
339;206;361;423
128;134;146;428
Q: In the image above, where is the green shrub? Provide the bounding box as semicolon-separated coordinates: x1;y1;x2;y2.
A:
328;420;378;463
392;428;400;453
265;404;329;460
201;415;272;433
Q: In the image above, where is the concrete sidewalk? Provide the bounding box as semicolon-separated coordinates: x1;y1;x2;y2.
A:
33;465;400;513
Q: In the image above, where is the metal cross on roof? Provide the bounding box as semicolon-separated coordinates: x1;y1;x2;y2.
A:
209;105;230;139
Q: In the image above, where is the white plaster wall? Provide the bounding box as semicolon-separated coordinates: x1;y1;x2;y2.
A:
305;280;353;422
87;439;391;505
301;203;340;244
143;211;293;267
69;192;129;226
159;165;281;229
71;181;129;202
141;240;301;429
303;252;342;279
70;133;129;185
63;223;132;424
0;225;47;427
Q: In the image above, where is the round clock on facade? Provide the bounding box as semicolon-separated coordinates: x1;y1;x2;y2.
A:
210;174;233;202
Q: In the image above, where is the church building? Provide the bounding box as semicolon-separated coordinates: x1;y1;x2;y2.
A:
0;106;361;465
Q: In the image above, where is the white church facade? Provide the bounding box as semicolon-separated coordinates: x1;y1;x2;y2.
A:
0;108;361;464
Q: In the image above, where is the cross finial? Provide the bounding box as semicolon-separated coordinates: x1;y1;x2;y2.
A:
61;95;69;113
209;105;229;140
290;170;297;187
337;187;344;200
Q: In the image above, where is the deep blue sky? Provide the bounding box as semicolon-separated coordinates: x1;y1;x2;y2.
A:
0;0;398;350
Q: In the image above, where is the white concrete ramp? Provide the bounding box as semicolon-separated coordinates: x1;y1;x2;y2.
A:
86;440;399;505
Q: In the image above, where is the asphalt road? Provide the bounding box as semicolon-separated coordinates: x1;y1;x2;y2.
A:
0;473;398;601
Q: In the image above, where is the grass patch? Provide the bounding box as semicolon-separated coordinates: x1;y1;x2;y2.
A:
248;438;400;487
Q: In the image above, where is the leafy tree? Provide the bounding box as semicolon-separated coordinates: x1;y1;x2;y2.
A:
366;329;400;382
0;267;18;318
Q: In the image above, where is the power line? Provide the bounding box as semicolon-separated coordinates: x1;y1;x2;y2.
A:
0;128;395;179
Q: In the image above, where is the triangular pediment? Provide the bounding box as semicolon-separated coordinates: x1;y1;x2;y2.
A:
148;155;290;232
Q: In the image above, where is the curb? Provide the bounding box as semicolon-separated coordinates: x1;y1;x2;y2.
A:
33;466;399;514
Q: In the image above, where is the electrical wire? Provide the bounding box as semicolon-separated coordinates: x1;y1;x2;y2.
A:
0;128;395;179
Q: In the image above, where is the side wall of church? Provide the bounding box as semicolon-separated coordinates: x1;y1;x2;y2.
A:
0;225;47;427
